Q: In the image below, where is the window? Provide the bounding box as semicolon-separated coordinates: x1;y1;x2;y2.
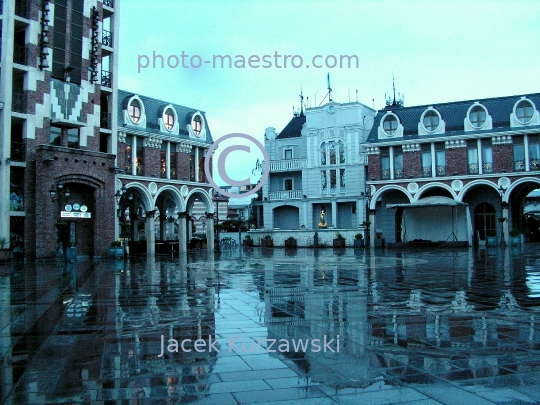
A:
529;135;539;170
125;136;133;174
481;139;493;173
284;149;292;160
170;148;177;179
164;108;175;131
423;110;439;132
381;148;390;180
467;140;479;174
514;136;525;171
50;126;62;146
160;143;167;179
383;115;398;135
67;128;79;148
421;144;432;177
321;170;327;192
330;170;337;193
129;100;141;123
435;143;445;176
192;115;202;136
393;151;403;179
340;169;346;189
516;100;534;124
469;105;486;128
52;0;83;83
320;140;345;165
284;179;293;191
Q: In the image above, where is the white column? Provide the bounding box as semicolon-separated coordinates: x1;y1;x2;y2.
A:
132;137;137;175
369;210;376;248
524;135;530;172
478;139;483;175
194;147;199;181
178;212;187;253
302;200;308;229
206;213;214;254
331;200;337;228
166;142;171;179
431;143;436;178
389;147;395;179
146;212;156;255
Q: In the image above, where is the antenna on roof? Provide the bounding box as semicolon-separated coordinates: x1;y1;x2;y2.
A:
327;73;333;102
356;90;358;103
306;96;309;109
299;88;304;117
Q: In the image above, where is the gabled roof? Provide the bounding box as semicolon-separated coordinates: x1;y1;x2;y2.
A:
117;90;213;144
276;115;306;139
366;93;540;144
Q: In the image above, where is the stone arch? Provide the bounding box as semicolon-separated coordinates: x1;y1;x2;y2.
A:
415;182;456;201
124;181;153;210
458;179;499;202
153;185;185;212
273;205;300;230
369;185;412;210
185;188;213;214
505;177;540;203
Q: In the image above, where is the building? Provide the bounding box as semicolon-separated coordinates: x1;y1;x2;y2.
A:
0;0;120;259
115;90;216;254
256;96;376;246
363;92;540;247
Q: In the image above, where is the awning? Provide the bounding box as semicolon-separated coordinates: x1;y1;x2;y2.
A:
387;196;467;209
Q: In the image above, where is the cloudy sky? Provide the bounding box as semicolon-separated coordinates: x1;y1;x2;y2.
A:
118;0;540;186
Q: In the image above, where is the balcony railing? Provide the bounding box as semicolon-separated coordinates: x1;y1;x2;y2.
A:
169;167;177;180
103;0;114;7
102;30;112;47
269;158;306;172
381;169;390;180
436;165;446;176
468;163;479;175
100;112;111;129
422;166;432;177
13;44;27;65
12;92;25;113
482;161;493;174
530;159;539;171
514;160;525;172
268;190;303;200
11;142;25;161
101;70;112;88
394;168;403;179
10;195;24;212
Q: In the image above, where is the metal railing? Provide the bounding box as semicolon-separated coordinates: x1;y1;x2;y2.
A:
530;159;539;171
11;142;25;161
12;92;25;113
13;44;27;65
269;158;306;172
394;168;404;179
10;196;24;212
101;70;112;88
102;30;112;47
100;112;111;129
514;160;525;172
268;190;303;200
436;165;446;176
482;162;493;173
422;166;432;177
468;163;479;175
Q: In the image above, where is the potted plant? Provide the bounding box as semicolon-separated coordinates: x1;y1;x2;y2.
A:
354;233;364;248
109;240;124;258
285;236;297;248
0;238;9;262
509;229;521;245
243;235;254;247
333;233;346;248
261;235;274;248
486;230;497;246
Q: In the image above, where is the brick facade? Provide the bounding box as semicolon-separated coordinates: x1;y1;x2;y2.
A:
493;144;514;173
445;147;467;176
143;147;160;177
403;151;421;178
367;154;381;181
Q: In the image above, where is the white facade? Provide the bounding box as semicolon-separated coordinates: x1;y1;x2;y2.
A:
261;102;376;231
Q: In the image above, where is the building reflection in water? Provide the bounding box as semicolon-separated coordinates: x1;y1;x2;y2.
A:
0;246;539;403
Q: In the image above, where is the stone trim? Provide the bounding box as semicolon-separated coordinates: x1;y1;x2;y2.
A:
402;143;420;153
492;135;513;145
176;143;193;153
117;132;126;143
445;139;466;149
144;136;163;148
366;147;380;155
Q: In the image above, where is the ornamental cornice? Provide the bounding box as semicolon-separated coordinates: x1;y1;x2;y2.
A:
492;135;513;145
176;143;193;154
402;143;421;153
117;132;126;143
365;147;380;155
445;139;466;149
144;136;162;148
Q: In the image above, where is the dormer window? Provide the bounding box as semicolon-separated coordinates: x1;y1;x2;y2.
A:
129;100;141;123
516;100;534;124
193;115;202;136
469;105;487;128
383;115;398;135
423;110;439;132
164;108;175;131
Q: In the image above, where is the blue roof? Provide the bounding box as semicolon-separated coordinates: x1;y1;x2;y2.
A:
276;115;306;139
365;93;540;144
117;90;213;144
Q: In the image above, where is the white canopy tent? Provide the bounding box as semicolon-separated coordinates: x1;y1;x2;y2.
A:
387;196;472;245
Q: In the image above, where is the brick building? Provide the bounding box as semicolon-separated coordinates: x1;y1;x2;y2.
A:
363;93;540;247
0;0;120;259
115;90;215;254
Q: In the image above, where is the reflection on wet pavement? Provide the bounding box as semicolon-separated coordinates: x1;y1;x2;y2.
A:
1;246;540;404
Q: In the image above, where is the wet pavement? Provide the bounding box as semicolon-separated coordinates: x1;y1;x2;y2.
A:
1;245;540;404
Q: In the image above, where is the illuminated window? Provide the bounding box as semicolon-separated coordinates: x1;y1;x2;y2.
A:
164;108;175;131
129;100;141;123
192;115;202;136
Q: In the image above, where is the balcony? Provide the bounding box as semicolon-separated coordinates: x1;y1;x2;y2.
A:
103;0;114;7
100;112;111;129
101;70;112;88
268;190;303;200
12;92;25;113
269;158;306;172
102;30;113;48
13;44;27;65
11;142;25;161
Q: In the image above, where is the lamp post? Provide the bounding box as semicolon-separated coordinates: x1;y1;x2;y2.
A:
498;184;507;246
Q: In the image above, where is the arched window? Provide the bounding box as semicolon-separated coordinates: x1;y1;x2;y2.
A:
320;140;345;165
516;100;534;124
320;140;346;195
474;202;496;241
129;99;141;123
423;110;439;132
164;108;175;130
383;115;398;135
469;106;487;128
192;115;202;136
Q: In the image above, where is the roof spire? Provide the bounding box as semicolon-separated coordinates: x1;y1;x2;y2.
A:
385;76;404;108
299;88;304;117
